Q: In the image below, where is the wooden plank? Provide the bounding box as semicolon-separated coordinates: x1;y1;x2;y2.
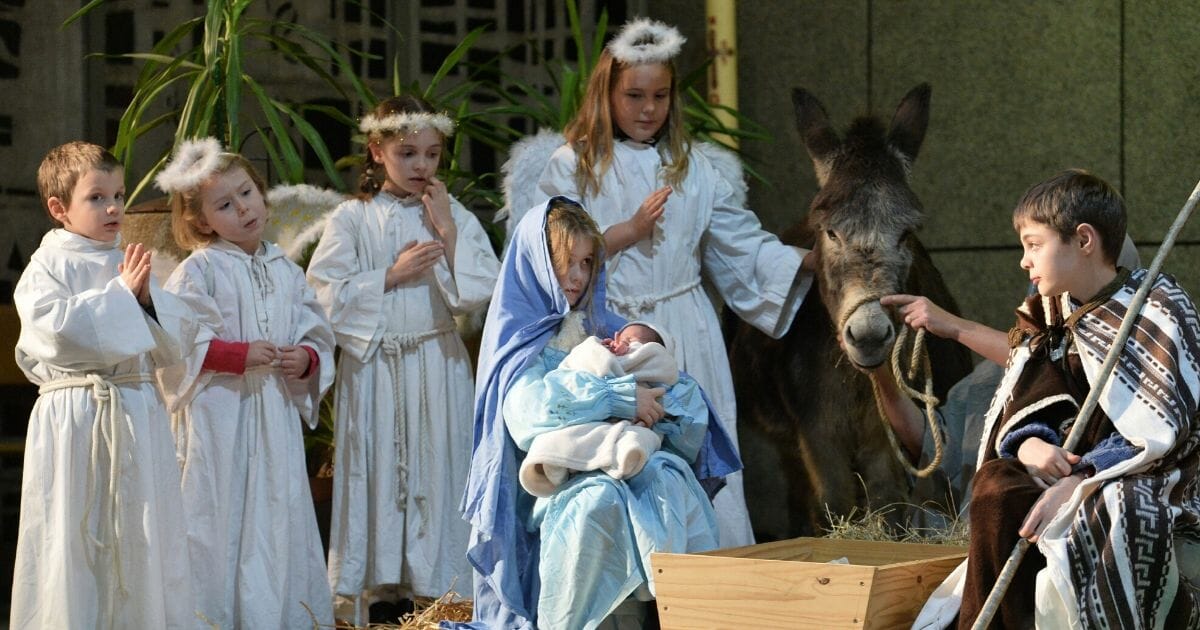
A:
653;539;968;629
707;537;966;566
864;555;966;629
652;552;875;629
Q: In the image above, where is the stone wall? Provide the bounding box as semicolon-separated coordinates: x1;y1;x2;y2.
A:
655;0;1200;333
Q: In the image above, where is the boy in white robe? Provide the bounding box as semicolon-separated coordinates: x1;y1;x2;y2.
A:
10;141;197;629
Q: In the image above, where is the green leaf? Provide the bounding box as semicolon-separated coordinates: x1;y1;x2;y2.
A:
425;26;487;96
61;0;107;29
225;32;243;148
276;101;346;191
566;0;588;70
245;76;304;182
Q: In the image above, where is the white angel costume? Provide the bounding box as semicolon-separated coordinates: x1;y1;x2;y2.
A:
305;191;500;604
10;230;197;629
533;139;813;547
158;239;335;629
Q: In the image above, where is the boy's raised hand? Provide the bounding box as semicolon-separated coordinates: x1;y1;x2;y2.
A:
421;176;455;241
881;294;956;339
1017;437;1081;486
245;340;279;369
386;240;445;289
278;345;311;380
118;242;152;306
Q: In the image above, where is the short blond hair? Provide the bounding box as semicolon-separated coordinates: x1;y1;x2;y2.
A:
37;141;122;224
169;153;268;251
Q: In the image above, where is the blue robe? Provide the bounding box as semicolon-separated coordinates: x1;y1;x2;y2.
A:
455;198;741;629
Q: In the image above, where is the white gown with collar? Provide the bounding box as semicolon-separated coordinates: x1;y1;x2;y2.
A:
11;229;198;629
159;238;336;629
306;191;500;600
539;140;812;547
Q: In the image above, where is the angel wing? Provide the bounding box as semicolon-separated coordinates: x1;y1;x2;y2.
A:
496;128;566;250
264;184;349;262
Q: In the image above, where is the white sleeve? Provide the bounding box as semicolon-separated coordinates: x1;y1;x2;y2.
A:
701;173;813;338
155;255;223;412
14;258;159;376
305;203;387;362
537;146;582;203
431;198;500;314
285;261;336;428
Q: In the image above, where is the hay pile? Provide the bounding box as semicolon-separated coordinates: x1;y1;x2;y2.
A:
368;592;473;629
823;503;970;547
299;591;474;629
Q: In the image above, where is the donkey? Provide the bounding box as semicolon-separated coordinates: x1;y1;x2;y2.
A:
729;84;974;537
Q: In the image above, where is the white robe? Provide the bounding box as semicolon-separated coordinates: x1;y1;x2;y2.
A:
10;230;197;629
539;141;812;547
158;239;335;629
306;191;500;599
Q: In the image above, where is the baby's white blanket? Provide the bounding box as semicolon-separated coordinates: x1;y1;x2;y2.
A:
519;421;663;497
560;336;678;386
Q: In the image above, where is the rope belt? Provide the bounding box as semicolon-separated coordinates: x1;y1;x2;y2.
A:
608;278;702;315
380;323;456;533
838;294;945;478
38;372;153;602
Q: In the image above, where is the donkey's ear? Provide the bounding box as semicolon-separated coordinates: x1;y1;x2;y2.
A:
887;83;931;163
793;87;840;186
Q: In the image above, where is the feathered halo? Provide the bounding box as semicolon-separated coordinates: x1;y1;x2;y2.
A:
358;111;456;139
606;17;686;65
155;137;228;194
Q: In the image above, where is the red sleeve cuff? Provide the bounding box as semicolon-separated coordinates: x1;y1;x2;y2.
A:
202;339;249;374
300;345;319;379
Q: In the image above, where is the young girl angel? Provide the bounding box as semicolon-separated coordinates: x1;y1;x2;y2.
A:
536;18;816;547
459;197;740;629
305;95;500;622
155;138;336;628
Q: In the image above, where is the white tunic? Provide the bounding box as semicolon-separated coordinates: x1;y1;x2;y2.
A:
159;239;335;629
10;230;197;629
306;192;500;598
539;141;812;547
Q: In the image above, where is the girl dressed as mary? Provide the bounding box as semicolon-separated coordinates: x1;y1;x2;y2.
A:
458;196;741;629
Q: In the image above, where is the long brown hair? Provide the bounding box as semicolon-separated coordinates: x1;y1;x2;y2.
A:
358;95;444;199
546;197;606;327
563;50;690;199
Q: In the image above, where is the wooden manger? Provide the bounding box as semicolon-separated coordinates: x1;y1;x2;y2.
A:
651;537;967;629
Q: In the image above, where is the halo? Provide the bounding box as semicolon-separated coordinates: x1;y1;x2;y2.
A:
155;137;227;194
359;111;456;139
606;18;686;65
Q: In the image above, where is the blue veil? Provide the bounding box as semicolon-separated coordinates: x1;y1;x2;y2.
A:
456;198;740;628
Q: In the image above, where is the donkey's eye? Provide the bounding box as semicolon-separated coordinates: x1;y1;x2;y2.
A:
825;229;840;241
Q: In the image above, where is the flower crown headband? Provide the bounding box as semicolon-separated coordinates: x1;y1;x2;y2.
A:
155;137;232;194
358;111;456;139
606;17;686;65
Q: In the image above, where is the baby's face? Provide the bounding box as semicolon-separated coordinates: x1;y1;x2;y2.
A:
608;325;660;355
617;325;658;347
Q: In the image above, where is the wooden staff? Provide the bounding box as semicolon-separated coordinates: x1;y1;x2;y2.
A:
971;177;1200;629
